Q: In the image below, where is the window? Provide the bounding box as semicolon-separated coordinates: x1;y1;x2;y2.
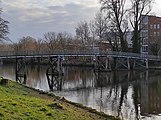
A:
157;32;160;36
142;24;148;30
154;24;157;29
150;32;153;36
141;30;148;37
154;32;156;36
157;24;160;29
150;25;153;29
145;46;148;52
141;15;148;23
142;46;148;52
142;38;148;45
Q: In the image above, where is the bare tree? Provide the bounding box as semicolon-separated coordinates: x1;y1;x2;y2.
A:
0;9;9;41
57;32;72;51
35;38;43;52
18;36;37;51
43;32;58;51
89;20;96;48
100;0;129;52
103;28;120;51
76;21;90;50
12;43;20;53
129;0;154;53
94;12;107;40
0;43;13;51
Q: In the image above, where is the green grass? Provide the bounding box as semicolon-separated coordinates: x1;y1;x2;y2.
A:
0;80;120;120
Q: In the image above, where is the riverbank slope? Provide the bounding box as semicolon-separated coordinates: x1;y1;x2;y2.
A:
0;80;119;120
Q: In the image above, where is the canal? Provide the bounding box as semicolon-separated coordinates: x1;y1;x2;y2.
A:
0;64;161;120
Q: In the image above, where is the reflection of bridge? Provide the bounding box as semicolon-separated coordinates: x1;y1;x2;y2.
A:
0;50;160;84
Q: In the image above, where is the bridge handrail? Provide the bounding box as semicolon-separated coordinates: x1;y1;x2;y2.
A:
0;50;160;60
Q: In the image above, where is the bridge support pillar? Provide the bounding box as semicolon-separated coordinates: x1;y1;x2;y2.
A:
127;58;130;70
115;57;131;70
133;60;136;68
105;56;111;70
46;56;64;91
94;56;111;72
146;59;148;69
15;57;27;84
132;59;149;69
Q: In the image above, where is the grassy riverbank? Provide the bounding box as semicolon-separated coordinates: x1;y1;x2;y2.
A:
0;80;119;120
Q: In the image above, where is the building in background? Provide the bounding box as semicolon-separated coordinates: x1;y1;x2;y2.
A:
140;15;161;55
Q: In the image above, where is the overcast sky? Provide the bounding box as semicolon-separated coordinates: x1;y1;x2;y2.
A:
1;0;161;42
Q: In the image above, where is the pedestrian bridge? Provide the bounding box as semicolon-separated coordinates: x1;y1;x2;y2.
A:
0;50;160;86
0;50;160;61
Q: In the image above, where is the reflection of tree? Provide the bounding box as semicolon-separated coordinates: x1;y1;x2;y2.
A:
133;84;140;120
79;89;91;107
93;70;161;119
94;71;104;111
110;71;120;111
94;71;111;88
139;70;161;116
64;67;93;106
64;67;94;90
131;70;161;119
103;71;140;119
119;71;130;118
26;65;50;90
0;64;15;80
81;69;86;87
118;83;128;117
27;65;42;86
108;71;129;117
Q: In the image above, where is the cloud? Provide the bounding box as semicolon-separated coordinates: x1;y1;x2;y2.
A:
151;0;161;16
1;0;100;42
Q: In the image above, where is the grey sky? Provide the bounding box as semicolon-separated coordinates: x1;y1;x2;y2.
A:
1;0;100;42
1;0;161;42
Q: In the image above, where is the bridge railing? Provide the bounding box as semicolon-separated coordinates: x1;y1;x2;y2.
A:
100;51;161;60
0;50;160;61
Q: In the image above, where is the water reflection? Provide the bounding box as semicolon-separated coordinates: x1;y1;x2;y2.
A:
1;65;161;120
26;65;49;91
56;69;161;120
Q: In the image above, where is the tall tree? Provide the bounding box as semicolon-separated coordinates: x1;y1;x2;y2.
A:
18;36;37;51
100;0;129;52
89;20;96;48
35;38;43;52
149;39;161;56
43;32;58;51
129;0;154;53
94;12;107;40
0;9;9;41
57;32;72;50
76;21;90;50
103;28;120;51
